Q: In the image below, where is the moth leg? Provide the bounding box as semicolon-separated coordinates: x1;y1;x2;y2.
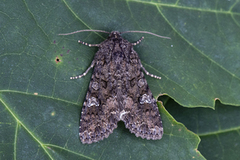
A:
78;40;100;47
132;37;144;46
70;60;95;79
139;60;161;80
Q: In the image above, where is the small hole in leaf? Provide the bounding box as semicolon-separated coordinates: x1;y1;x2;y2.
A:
55;56;61;63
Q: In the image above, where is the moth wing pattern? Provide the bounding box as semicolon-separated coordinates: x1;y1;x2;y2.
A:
79;46;120;144
120;69;163;140
77;31;163;144
117;47;163;140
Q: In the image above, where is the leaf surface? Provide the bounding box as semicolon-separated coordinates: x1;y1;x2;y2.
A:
1;0;239;159
164;97;240;160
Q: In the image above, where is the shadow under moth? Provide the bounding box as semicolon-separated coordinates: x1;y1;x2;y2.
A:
59;30;170;144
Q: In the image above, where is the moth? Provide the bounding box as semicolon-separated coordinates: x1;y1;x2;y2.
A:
59;30;170;144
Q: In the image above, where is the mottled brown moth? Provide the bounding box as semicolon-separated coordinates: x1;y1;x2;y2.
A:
59;30;170;144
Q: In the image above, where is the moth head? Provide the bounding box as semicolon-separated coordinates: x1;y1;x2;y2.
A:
109;31;122;40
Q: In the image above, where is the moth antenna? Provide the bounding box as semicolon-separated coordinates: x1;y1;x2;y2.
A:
58;29;110;35
121;31;171;39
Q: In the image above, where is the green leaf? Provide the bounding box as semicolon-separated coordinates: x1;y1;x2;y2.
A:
164;97;240;160
0;94;203;159
1;0;239;159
